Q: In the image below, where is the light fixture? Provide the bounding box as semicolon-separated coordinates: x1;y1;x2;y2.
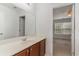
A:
67;6;72;16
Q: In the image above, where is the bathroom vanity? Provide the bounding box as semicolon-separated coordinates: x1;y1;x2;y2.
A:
14;39;45;56
0;36;46;56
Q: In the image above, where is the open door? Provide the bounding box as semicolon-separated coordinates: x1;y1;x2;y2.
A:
19;16;25;36
53;4;74;56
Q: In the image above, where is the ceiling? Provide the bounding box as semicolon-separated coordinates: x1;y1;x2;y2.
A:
51;3;72;8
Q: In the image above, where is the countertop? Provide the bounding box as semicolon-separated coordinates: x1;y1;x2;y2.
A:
0;35;46;56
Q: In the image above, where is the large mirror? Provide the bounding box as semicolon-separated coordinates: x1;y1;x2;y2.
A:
0;3;36;40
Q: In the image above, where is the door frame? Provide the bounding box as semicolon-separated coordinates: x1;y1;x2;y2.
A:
71;3;75;56
52;4;75;56
19;16;25;36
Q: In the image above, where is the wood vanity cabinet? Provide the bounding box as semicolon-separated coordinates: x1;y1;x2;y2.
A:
39;39;46;56
29;39;46;56
14;48;30;56
29;42;40;56
14;39;46;56
25;48;30;56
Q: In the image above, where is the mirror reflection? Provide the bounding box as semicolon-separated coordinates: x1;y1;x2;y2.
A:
0;3;36;40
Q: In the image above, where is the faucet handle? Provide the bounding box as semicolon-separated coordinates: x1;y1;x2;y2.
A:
0;33;3;35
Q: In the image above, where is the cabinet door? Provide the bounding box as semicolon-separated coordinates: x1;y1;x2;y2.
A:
26;48;30;56
14;49;26;56
40;39;46;56
30;42;40;56
14;48;30;56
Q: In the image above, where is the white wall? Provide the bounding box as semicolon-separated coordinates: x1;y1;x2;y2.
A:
0;4;19;40
36;3;53;56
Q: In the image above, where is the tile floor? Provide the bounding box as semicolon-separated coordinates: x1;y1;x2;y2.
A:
53;38;71;56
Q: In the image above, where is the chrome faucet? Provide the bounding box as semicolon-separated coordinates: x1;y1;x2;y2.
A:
22;38;26;41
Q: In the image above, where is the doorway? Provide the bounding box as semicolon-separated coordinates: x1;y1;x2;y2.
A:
19;16;25;36
53;4;74;56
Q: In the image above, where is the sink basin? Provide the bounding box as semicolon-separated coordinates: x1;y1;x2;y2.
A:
21;38;27;41
0;36;39;46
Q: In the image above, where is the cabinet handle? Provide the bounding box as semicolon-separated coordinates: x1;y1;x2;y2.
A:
27;50;29;53
30;48;32;51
